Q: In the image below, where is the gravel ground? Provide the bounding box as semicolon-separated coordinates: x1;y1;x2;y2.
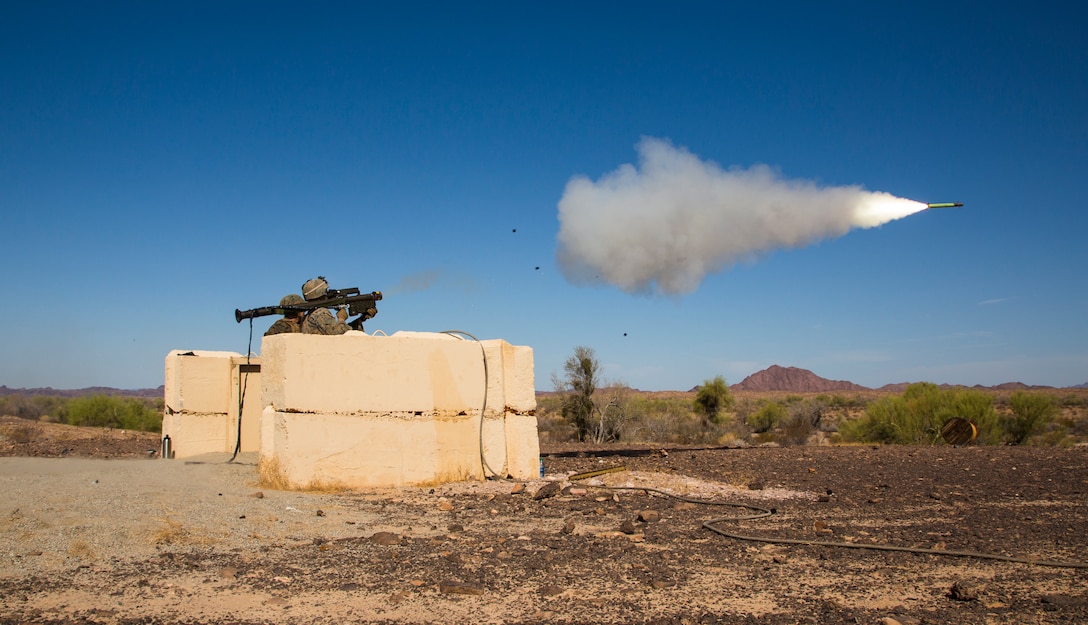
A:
2;418;1087;624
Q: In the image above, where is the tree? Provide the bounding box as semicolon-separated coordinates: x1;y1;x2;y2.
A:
555;346;624;443
693;375;733;426
1004;391;1058;444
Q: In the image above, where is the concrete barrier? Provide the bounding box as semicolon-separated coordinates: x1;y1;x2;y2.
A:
163;332;539;488
161;350;261;459
258;331;538;488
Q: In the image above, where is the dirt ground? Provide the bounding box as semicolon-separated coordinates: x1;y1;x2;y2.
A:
1;416;1087;624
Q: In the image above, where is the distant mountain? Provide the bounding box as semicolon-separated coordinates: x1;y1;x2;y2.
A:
1071;382;1088;389
732;365;870;393
0;385;164;398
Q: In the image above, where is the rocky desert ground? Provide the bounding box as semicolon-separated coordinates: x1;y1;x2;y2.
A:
1;415;1087;624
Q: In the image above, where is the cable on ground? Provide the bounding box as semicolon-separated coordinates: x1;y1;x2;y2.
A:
583;480;1088;570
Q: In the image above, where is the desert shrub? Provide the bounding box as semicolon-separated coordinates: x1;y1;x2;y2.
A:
1003;391;1058;445
840;383;999;445
0;394;68;421
1059;393;1087;407
779;413;816;446
64;395;162;432
789;397;826;428
746;400;786;433
828;394;869;410
621;394;714;444
693;376;733;426
536;394;577;442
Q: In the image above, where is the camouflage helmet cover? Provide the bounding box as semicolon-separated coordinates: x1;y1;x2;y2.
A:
302;276;329;301
279;293;305;307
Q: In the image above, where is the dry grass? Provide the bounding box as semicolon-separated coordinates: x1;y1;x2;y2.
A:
0;424;34;444
149;517;218;547
67;539;95;560
150;518;188;545
257;456;348;493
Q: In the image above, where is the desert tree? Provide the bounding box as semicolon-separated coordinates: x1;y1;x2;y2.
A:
693;375;733;427
553;346;626;443
1003;391;1058;444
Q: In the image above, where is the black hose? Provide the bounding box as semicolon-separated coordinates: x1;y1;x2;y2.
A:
589;483;1088;570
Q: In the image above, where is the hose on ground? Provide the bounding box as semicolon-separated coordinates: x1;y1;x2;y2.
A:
586;482;1088;570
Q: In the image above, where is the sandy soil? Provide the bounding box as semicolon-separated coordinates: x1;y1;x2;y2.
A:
1;418;1087;624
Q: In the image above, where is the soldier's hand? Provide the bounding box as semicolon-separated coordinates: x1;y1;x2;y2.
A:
336;308;349;322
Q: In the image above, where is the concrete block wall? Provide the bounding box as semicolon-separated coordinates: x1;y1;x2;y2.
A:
162;350;261;459
259;331;538;489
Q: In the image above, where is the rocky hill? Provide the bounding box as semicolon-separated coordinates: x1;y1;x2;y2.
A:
732;365;869;392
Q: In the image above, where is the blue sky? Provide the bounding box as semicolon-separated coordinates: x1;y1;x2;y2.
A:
2;1;1086;391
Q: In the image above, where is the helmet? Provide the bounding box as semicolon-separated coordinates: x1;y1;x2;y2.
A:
302;276;329;301
279;294;305;307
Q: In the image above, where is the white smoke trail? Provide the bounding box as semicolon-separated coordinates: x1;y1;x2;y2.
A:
556;137;926;295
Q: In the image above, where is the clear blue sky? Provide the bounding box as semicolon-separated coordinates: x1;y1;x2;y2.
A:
2;1;1086;391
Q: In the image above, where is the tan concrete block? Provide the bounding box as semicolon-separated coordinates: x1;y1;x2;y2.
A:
474;340;535;415
162;412;231;458
261;333;486;413
261;411;486;488
504;413;541;480
252;331;538;488
164;350;238;413
480;413;507;478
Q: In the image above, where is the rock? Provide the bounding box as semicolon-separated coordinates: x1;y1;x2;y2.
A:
651;579;675;589
219;566;238;579
438;581;486;595
747;481;765;491
538;584;564;596
562;519;576;534
949;580;981;601
252;491;264;499
438;500;455;511
620;520;638;535
637;510;661;523
1040;593;1081;607
447;523;464;533
877;618;903;625
368;532;401;546
533;481;562;500
316;509;325;517
817;494;831;502
510;483;526;495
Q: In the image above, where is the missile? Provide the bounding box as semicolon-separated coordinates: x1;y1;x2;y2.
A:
926;202;963;209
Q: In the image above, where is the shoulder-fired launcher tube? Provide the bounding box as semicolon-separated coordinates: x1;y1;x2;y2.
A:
235;290;382;323
925;202;964;209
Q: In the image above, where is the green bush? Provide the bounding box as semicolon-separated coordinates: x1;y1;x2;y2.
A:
693;376;733;426
840;383;999;445
747;401;786;433
1003;391;1058;444
63;395;162;432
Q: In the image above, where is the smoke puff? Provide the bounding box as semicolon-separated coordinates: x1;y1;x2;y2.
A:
556;137;923;295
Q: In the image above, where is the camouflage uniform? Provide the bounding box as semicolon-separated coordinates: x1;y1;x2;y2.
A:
265;317;300;336
263;293;306;337
302;308;349;335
